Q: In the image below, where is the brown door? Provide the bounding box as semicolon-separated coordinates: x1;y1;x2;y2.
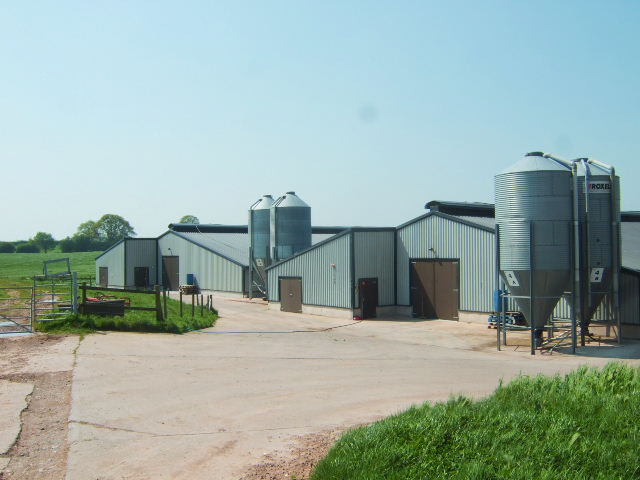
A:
411;260;459;320
280;277;302;313
99;267;108;287
134;267;150;289
162;256;179;291
359;278;378;319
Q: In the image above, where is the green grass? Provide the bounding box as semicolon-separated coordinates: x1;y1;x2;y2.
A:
36;289;217;334
311;363;640;480
0;251;100;286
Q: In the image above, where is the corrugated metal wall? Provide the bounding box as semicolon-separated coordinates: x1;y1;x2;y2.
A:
397;215;495;312
267;233;352;308
125;239;158;287
157;233;244;292
354;231;395;306
552;270;640;325
95;242;125;287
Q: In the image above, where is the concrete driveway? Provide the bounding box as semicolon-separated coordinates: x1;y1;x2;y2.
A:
66;295;640;480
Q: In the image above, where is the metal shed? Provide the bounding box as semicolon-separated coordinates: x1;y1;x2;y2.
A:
95;238;158;289
266;228;396;318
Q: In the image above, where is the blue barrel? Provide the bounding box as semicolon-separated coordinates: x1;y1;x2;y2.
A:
186;274;194;285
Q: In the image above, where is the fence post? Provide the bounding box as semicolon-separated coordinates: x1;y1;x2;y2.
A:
179;290;183;317
72;272;78;314
200;294;203;317
155;285;163;323
81;282;87;304
191;294;195;318
163;288;168;319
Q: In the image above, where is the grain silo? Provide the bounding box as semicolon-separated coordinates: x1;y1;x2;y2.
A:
248;195;274;296
270;192;312;262
495;152;573;346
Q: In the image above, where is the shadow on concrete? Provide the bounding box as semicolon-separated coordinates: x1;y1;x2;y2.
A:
555;340;640;359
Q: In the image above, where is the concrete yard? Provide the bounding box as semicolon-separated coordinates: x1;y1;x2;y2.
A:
2;294;640;479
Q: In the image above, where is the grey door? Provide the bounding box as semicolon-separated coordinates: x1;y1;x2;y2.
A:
280;277;302;313
411;260;459;320
162;256;180;291
99;267;108;287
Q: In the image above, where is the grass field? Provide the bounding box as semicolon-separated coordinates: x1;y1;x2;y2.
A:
311;363;640;480
37;289;217;334
0;251;100;286
0;251;217;334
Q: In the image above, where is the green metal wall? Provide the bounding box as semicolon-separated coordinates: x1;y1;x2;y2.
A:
157;233;244;292
267;233;352;308
397;214;495;312
125;239;158;287
353;231;395;307
95;241;125;287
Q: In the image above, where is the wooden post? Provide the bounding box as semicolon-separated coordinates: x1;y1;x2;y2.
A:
155;285;163;322
200;294;203;317
81;282;87;304
179;290;183;317
191;294;195;318
163;288;168;319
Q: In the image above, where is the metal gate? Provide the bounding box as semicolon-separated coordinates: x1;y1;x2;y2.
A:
33;273;78;323
0;286;34;335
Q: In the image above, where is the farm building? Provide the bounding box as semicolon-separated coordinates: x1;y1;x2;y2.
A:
95;222;342;294
95;193;640;336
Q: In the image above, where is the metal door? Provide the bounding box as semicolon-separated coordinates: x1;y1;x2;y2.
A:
162;256;180;291
99;267;108;287
280;277;302;313
410;259;459;320
359;278;378;319
134;267;150;289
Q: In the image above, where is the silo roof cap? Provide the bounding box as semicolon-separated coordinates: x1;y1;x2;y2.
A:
575;159;612;176
273;192;310;208
250;195;275;210
498;153;572;175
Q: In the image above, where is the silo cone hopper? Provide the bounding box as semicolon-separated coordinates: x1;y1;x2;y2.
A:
495;152;573;343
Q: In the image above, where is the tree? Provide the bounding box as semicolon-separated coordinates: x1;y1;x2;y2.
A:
0;242;15;253
16;243;39;253
179;215;200;224
95;214;135;243
31;232;56;253
76;220;98;240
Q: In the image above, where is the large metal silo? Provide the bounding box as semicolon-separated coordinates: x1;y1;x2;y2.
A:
248;195;273;297
249;195;274;261
495;152;573;337
270;192;312;262
575;159;621;328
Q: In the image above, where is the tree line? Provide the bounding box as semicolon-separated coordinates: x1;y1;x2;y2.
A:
0;214;200;253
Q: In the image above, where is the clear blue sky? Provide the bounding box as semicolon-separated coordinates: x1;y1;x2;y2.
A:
1;1;638;241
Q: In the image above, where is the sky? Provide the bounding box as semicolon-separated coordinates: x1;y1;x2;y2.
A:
1;1;639;241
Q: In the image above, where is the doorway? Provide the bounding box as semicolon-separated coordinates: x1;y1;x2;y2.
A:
162;256;180;291
410;259;459;320
134;267;150;289
358;278;378;319
99;267;108;287
280;277;302;313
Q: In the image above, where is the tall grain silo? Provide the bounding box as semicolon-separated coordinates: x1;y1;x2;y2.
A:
248;195;274;296
495;152;573;345
575;158;621;331
270;192;311;262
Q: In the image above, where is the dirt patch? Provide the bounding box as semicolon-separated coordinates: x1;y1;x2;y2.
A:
241;430;342;480
0;335;73;480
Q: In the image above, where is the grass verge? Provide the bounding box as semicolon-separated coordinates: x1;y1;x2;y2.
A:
311;363;640;480
36;290;217;335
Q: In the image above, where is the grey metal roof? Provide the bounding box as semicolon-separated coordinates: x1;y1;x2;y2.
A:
453;215;496;229
166;231;337;266
621;222;640;271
